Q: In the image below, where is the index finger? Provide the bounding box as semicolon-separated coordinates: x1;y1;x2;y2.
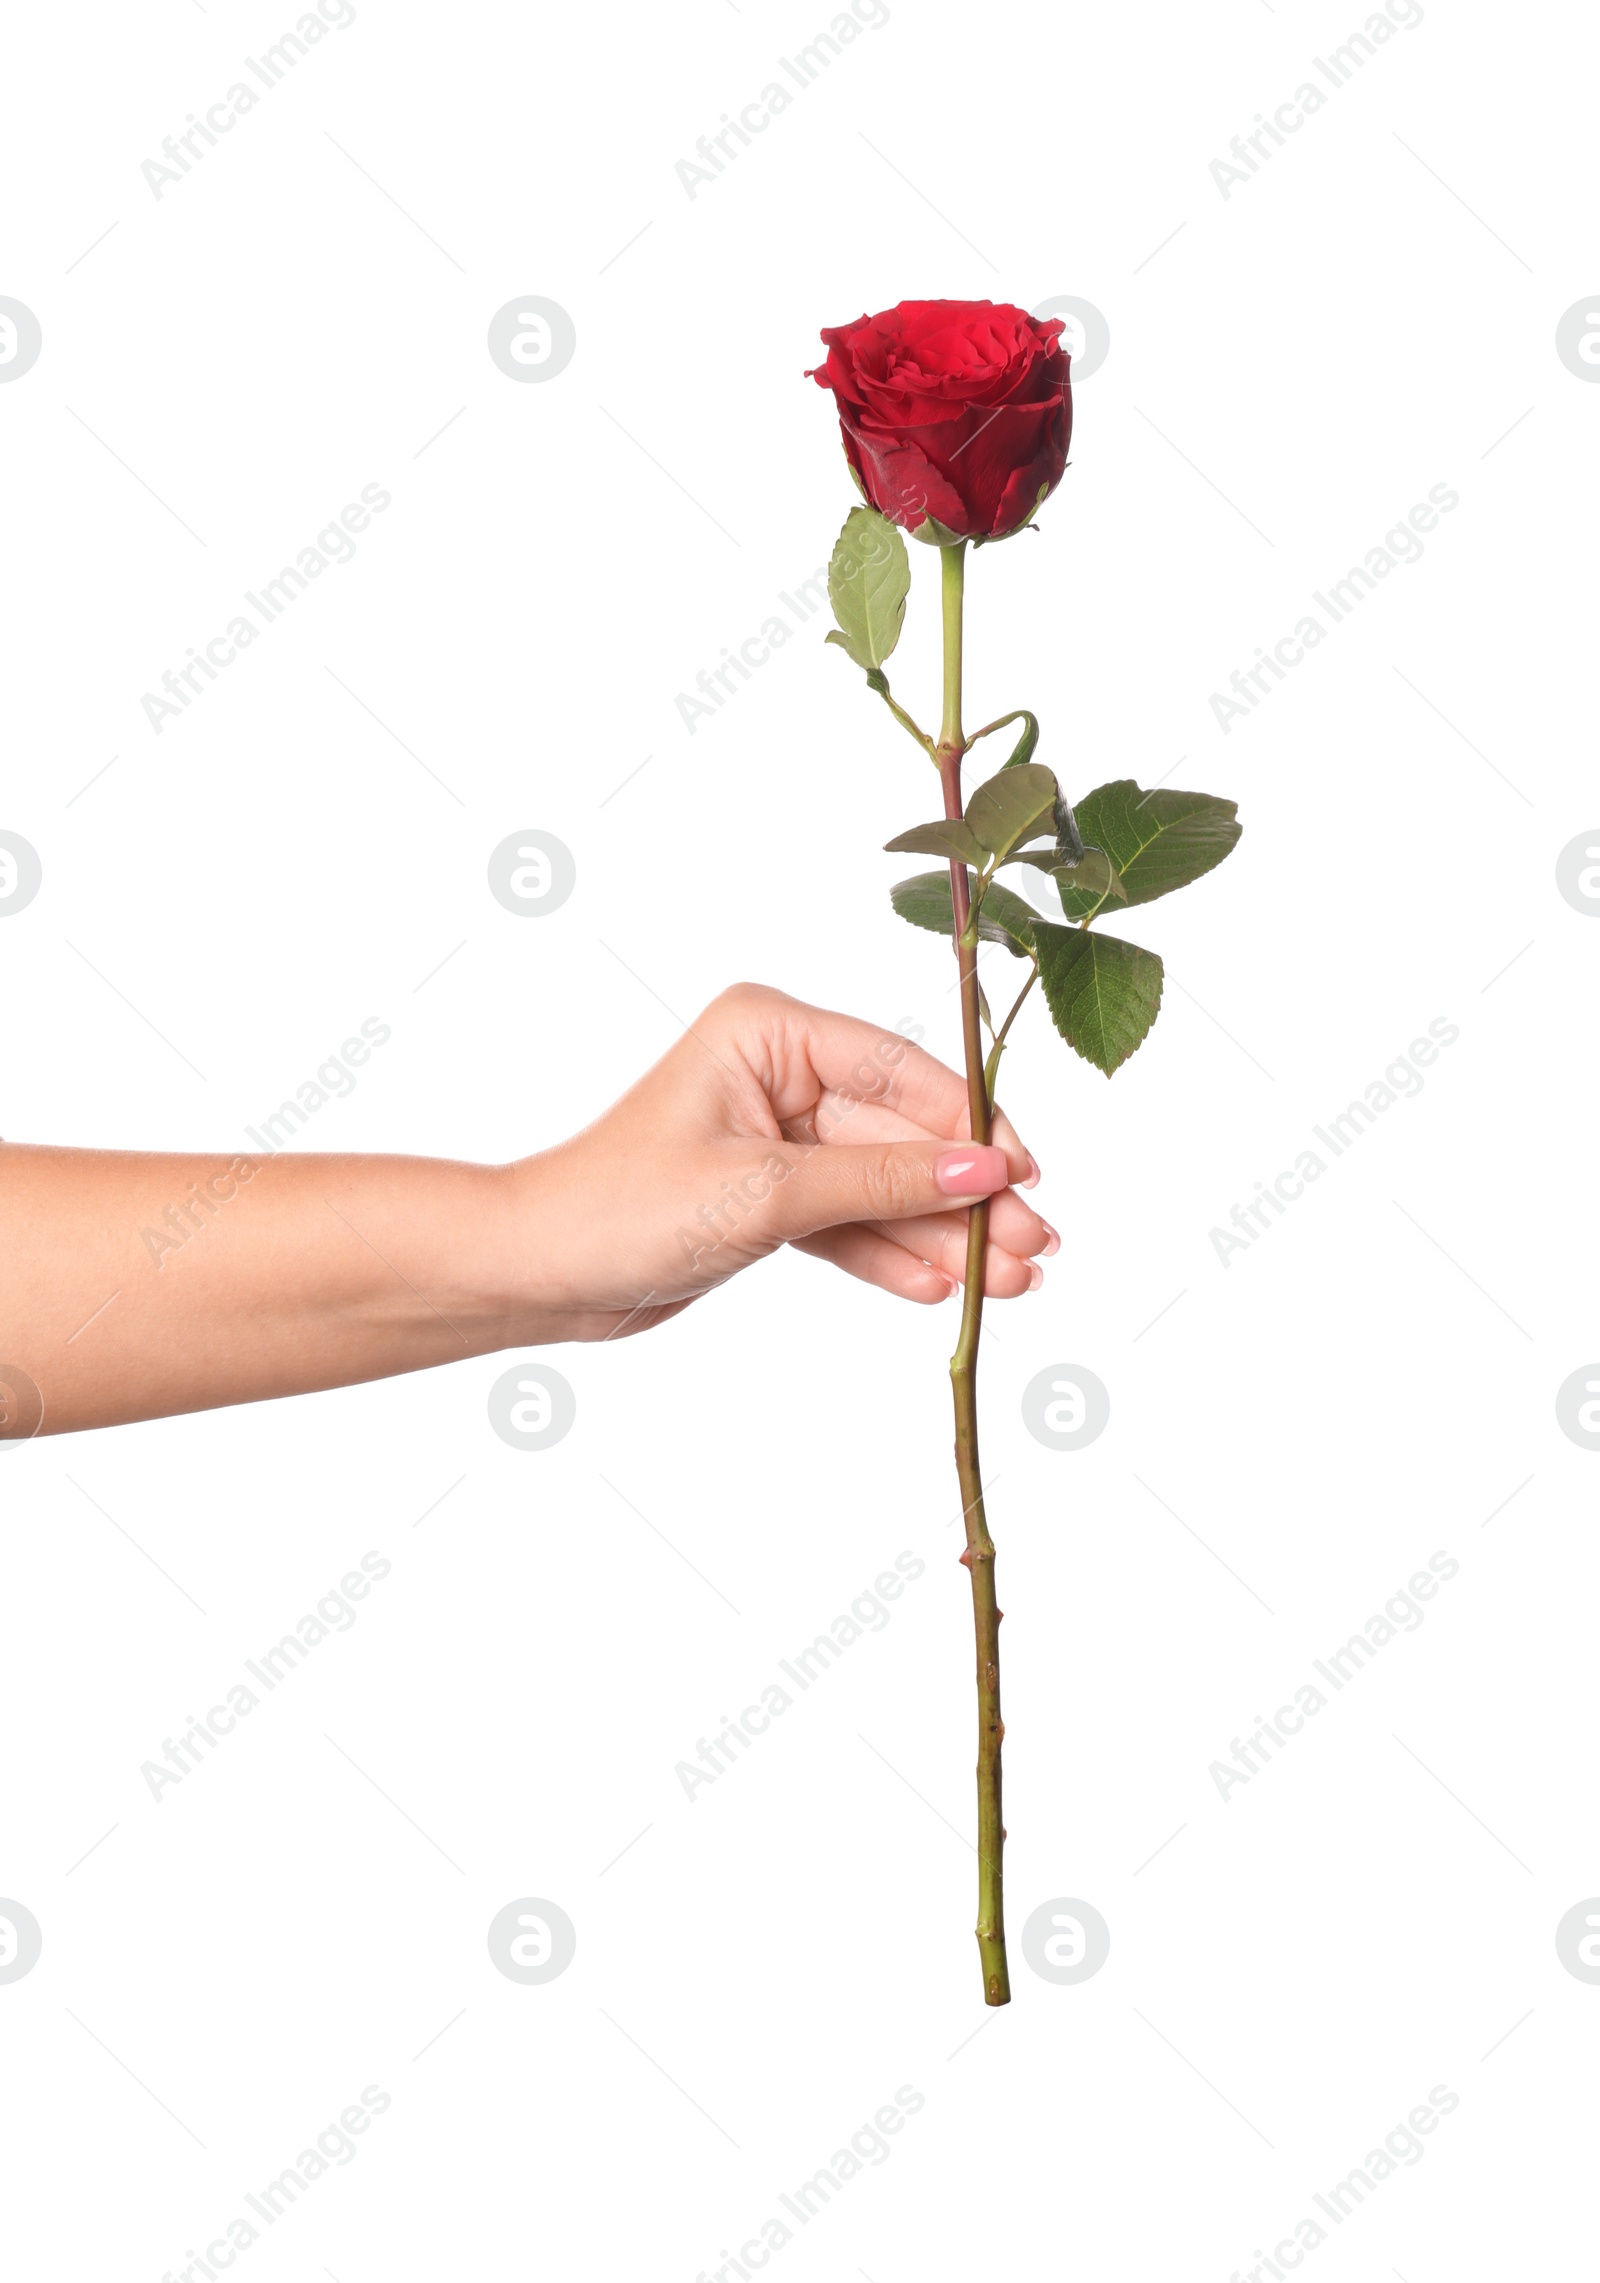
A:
727;987;1037;1186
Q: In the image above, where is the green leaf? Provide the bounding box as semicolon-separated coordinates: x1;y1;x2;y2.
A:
972;724;1081;864
883;818;987;864
827;507;910;669
1006;845;1128;921
909;512;967;548
972;876;1048;956
993;712;1040;771
1071;779;1241;907
1007;845;1122;893
964;762;1059;864
890;871;1041;959
1053;850;1130;921
1034;922;1164;1076
1052;785;1086;862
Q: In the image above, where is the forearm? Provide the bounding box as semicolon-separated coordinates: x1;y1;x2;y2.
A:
0;1144;533;1435
0;989;1051;1441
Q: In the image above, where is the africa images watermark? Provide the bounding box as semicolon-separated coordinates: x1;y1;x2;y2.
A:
1208;1550;1460;1804
243;1016;392;1155
140;1017;392;1269
675;513;907;733
140;484;392;736
1208;1016;1459;1267
670;1022;918;1279
1208;0;1425;200
673;1551;927;1803
688;2081;925;2281
140;0;358;199
675;562;832;734
138;1551;391;1801
675;0;891;199
157;2081;391;2279
1209;483;1459;735
1222;2081;1459;2281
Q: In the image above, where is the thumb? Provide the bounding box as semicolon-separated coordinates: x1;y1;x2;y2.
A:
761;1139;1012;1244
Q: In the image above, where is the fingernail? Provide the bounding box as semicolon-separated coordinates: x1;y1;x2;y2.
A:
1021;1153;1042;1189
935;1144;1010;1197
1040;1221;1060;1258
1027;1261;1044;1291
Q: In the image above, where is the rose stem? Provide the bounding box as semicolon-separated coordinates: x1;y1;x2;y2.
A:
936;538;1010;2008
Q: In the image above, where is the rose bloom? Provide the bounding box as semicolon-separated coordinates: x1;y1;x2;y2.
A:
807;299;1071;543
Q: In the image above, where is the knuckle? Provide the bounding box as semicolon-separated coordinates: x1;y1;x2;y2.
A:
701;980;792;1045
863;1152;921;1221
699;981;756;1029
712;979;779;1016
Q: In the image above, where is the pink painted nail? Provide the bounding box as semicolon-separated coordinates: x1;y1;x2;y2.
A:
1027;1261;1044;1291
935;1144;1009;1197
1021;1153;1042;1189
1040;1221;1060;1258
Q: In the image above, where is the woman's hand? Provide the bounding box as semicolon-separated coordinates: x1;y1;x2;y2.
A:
0;984;1053;1436
508;981;1056;1340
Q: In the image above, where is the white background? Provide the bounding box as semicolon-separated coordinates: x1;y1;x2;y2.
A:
2;0;1597;2276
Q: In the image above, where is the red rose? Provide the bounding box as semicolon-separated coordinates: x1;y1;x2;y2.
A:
807;299;1071;544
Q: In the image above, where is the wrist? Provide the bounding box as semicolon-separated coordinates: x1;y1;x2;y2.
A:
328;1157;558;1358
454;1158;559;1343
